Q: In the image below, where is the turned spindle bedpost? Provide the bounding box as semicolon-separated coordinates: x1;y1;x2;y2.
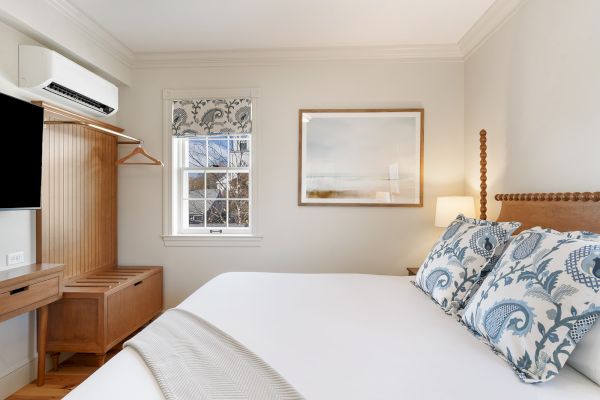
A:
479;130;487;220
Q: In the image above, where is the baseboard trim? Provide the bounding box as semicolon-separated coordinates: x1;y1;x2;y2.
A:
0;358;36;399
0;352;73;398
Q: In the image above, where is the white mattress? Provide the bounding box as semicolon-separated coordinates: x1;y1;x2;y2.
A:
65;273;600;400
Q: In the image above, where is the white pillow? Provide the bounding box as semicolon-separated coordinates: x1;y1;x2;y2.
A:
569;324;600;385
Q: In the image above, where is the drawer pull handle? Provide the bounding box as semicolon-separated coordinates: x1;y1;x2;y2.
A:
10;286;29;295
134;281;143;286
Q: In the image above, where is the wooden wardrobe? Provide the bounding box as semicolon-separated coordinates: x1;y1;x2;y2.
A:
35;102;163;367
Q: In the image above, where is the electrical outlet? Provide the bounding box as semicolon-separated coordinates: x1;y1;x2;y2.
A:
6;251;25;266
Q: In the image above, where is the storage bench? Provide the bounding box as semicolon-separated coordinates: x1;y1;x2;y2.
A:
46;266;163;365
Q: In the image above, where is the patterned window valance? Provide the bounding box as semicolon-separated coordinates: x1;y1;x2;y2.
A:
172;98;252;137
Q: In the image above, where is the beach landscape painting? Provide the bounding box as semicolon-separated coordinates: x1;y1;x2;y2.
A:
299;109;423;206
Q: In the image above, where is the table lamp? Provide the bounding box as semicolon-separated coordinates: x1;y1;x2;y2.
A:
435;196;475;227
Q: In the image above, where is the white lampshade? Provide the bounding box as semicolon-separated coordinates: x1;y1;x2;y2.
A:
435;196;475;227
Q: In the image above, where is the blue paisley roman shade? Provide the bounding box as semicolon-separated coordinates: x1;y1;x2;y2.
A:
462;227;600;383
171;98;252;137
414;214;520;314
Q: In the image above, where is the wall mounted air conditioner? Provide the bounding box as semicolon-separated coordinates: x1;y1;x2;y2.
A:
18;45;118;117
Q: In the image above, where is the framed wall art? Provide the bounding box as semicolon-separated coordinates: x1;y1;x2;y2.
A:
298;109;424;207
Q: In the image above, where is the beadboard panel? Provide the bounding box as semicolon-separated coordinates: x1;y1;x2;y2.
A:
37;113;118;279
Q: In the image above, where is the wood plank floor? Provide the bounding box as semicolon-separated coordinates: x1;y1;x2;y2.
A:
7;346;122;400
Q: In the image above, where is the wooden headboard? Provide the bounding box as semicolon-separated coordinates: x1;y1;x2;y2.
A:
495;192;600;234
478;129;600;234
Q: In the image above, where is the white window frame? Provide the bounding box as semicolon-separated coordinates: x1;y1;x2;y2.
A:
161;88;262;247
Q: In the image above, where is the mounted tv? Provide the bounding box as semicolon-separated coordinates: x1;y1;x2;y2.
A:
0;92;44;210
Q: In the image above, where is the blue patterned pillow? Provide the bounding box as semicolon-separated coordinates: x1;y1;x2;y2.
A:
531;226;600;242
464;229;600;314
530;227;600;384
415;214;520;314
458;237;515;316
462;228;600;382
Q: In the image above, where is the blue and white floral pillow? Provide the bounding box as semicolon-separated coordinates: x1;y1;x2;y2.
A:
531;226;600;242
415;214;520;314
462;228;600;382
458;237;515;316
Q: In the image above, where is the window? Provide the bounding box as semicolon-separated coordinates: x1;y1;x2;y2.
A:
176;134;251;234
164;93;258;241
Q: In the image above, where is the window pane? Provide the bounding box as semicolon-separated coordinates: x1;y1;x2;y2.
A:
188;139;206;167
228;200;249;227
206;173;226;198
188;200;204;226
229;139;250;167
208;139;228;167
228;173;249;198
179;135;252;233
188;172;205;198
206;200;227;227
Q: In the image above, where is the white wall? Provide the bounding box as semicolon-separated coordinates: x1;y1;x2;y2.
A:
464;0;600;218
118;61;465;307
0;20;42;399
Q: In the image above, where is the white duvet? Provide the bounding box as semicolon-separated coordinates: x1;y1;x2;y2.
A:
65;273;600;400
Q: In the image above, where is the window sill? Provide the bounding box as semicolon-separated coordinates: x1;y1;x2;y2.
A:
161;234;263;247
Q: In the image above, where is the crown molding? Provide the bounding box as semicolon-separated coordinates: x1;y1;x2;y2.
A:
45;0;134;67
37;0;526;71
459;0;528;59
132;44;463;68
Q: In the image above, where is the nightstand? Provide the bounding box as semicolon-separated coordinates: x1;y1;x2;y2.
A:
0;263;64;386
407;267;419;276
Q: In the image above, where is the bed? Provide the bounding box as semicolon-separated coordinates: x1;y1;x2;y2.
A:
65;272;600;400
65;131;600;399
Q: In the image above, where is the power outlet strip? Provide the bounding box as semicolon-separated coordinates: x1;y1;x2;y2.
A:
6;251;25;266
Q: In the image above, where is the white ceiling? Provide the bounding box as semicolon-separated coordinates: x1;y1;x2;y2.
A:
68;0;496;53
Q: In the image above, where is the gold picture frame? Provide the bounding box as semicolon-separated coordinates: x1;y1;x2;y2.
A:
298;108;424;207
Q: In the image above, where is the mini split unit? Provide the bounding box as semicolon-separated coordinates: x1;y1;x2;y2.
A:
18;45;118;117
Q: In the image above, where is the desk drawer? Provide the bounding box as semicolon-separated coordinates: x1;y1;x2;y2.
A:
0;277;60;315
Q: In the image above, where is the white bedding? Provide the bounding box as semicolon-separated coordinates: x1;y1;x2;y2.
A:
65;273;600;400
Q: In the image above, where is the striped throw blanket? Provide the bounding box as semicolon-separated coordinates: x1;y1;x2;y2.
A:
124;309;304;400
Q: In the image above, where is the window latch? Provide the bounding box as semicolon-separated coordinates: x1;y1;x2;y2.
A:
210;229;223;234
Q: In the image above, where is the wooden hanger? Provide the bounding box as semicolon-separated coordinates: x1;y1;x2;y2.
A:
116;144;163;166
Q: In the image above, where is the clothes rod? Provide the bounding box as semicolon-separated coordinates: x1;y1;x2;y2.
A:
44;120;141;144
33;100;142;145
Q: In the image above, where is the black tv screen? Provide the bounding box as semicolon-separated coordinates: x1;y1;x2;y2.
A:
0;92;44;210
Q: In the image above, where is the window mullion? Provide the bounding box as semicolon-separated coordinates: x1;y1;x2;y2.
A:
204;166;207;228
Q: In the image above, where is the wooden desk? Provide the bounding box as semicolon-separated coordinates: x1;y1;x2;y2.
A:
0;263;64;386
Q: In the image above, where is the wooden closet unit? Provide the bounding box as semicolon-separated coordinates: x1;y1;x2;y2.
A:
35;102;163;368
